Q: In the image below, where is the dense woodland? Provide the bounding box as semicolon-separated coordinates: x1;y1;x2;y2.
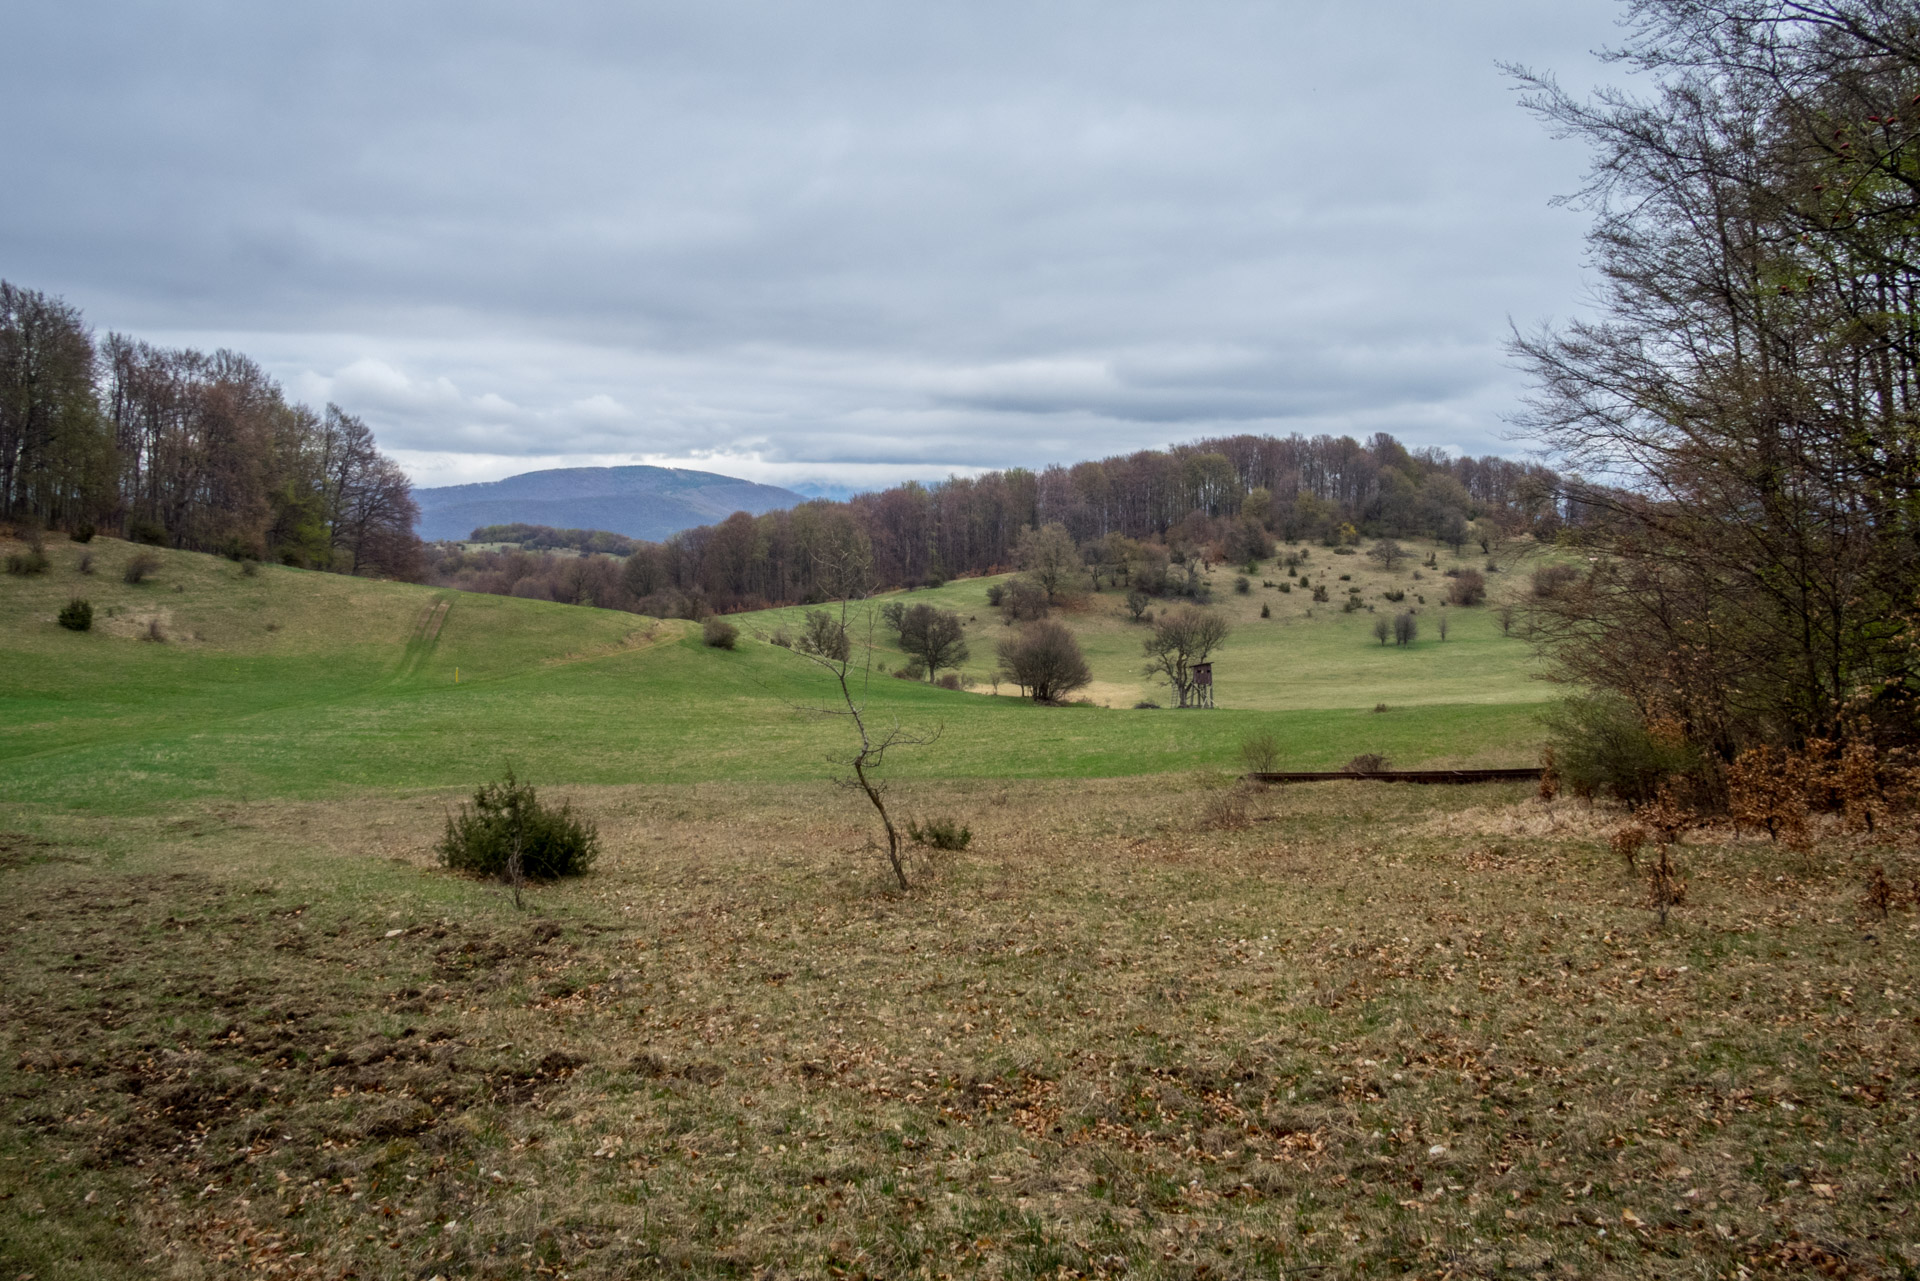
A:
0;282;422;577
429;434;1567;614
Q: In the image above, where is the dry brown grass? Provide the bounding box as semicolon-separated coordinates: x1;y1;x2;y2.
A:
3;777;1919;1279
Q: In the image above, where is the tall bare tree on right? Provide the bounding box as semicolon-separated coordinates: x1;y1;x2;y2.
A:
1510;0;1920;754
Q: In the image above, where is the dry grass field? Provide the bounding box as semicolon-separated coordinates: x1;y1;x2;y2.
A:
4;775;1918;1279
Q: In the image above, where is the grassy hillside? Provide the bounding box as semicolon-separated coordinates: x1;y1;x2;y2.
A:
2;535;1551;814
754;540;1548;711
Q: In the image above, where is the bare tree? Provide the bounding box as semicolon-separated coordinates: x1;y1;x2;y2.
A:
1373;615;1391;645
1016;522;1080;601
1367;539;1406;571
1394;611;1418;645
1142;607;1231;707
996;620;1092;702
790;543;937;891
1509;0;1920;749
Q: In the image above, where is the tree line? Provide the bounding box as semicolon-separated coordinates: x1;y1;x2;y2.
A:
429;433;1568;615
1514;0;1920;765
0;281;422;577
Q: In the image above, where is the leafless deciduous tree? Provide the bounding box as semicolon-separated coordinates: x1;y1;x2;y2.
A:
1510;1;1920;750
996;620;1092;702
1142;607;1231;708
1016;521;1082;601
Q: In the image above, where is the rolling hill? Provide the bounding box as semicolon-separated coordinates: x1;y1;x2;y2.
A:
411;464;806;542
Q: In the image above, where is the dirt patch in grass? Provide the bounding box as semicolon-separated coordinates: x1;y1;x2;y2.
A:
3;777;1919;1279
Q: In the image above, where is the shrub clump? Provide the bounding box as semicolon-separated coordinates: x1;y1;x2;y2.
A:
69;523;95;543
1446;568;1487;606
907;816;972;850
438;770;599;881
5;548;49;576
124;552;161;584
1239;731;1280;773
1540;695;1698;805
57;598;93;631
702;616;739;649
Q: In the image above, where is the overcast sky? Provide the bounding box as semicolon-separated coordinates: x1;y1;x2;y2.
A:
4;1;1621;490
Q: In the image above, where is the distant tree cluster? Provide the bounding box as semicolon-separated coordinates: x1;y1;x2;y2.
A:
466;523;639;556
430;429;1571;616
0;281;421;576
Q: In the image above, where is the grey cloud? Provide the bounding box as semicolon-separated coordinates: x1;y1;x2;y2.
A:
3;0;1620;485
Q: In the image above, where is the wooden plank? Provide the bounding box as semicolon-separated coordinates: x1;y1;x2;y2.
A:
1246;768;1543;785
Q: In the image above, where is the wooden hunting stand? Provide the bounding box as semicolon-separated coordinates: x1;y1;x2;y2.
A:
1192;661;1214;708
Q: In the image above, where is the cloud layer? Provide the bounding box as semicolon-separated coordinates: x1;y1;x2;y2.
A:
3;0;1618;486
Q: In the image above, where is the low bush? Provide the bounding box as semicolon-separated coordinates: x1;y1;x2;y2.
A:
1344;753;1389;773
1382;589;1404;602
124;552;161;584
1233;575;1250;594
1541;694;1699;806
57;598;93;631
128;519;167;546
701;617;739;649
5;549;49;575
77;553;93;575
439;770;599;882
1446;568;1486;606
999;578;1050;623
1259;603;1270;618
1278;582;1291;593
935;672;963;690
69;523;95;543
1134;700;1160;709
1531;564;1580;598
907;816;972;850
769;627;793;648
1239;731;1280;773
984;584;1005;607
142;618;166;643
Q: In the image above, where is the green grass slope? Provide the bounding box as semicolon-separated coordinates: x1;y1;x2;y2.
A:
2;535;1552;814
740;540;1548;711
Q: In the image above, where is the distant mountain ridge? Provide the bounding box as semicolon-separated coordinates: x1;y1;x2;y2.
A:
411;465;807;542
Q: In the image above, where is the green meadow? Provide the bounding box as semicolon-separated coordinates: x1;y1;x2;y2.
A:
7;534;1918;1281
0;537;1551;818
2;535;1549;813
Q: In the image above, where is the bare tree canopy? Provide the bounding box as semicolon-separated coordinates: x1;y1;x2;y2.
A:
996;620;1092;703
1;281;422;577
1510;0;1920;749
1142;607;1231;708
1015;522;1081;601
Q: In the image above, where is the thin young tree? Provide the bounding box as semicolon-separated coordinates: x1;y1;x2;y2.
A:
789;541;937;890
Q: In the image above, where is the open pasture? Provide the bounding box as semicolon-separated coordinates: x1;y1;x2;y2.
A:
2;537;1544;816
3;777;1917;1279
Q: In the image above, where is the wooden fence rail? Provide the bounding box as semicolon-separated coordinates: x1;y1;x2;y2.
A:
1245;768;1544;785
